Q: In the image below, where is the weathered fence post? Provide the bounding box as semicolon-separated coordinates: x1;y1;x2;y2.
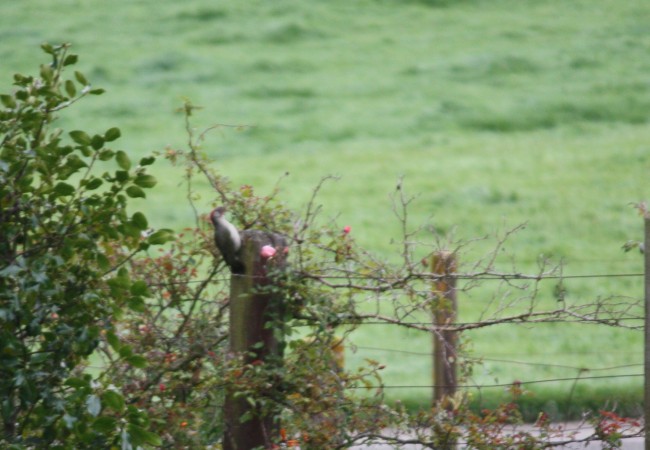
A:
431;251;458;407
223;230;287;450
643;217;650;450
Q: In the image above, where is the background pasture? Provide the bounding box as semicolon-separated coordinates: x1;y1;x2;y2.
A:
1;0;648;417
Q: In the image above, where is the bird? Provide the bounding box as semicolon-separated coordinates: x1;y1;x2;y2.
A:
210;206;243;273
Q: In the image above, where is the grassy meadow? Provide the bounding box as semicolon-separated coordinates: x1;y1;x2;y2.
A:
2;0;649;419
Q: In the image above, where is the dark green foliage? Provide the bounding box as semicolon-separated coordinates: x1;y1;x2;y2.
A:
0;44;169;448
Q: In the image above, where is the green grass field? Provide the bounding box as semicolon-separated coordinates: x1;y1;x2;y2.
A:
2;0;648;419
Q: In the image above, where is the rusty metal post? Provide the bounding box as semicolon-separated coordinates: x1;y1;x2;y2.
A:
223;230;287;450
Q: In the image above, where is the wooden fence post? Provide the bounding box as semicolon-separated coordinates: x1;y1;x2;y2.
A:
643;218;650;450
431;251;458;407
223;230;287;450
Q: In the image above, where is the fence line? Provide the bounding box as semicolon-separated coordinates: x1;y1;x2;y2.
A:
139;271;645;288
347;373;644;390
153;239;645;448
339;317;643;328
354;346;643;372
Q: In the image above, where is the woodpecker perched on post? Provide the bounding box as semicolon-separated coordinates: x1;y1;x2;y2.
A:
210;206;243;273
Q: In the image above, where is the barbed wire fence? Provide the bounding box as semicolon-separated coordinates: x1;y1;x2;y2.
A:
140;270;644;399
125;210;648;448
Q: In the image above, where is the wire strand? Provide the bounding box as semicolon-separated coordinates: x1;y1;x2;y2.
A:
346;373;643;390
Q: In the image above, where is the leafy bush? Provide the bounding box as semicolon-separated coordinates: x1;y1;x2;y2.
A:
0;43;170;448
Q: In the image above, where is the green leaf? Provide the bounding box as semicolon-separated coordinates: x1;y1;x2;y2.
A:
89;88;105;95
54;182;75;196
127;424;162;447
115;151;131;170
41;43;55;55
74;71;89;86
119;222;141;239
147;229;174;245
118;345;133;358
126;186;145;198
91;134;104;150
131;212;148;230
115;170;129;183
130;280;149;296
139;156;155;166
65;80;76;97
105;330;121;352
85;177;103;190
70;130;91;146
98;149;115;161
127;296;146;312
102;390;125;412
92;416;117;434
65;377;90;389
125;355;147;369
104;127;121;142
63;54;78;66
133;174;157;189
40;64;53;82
0;94;16;109
86;394;101;417
96;253;110;271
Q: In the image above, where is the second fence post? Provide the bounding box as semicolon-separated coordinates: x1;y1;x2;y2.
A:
431;251;458;406
643;217;650;450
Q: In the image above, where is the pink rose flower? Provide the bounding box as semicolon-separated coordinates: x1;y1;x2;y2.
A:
260;245;277;259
